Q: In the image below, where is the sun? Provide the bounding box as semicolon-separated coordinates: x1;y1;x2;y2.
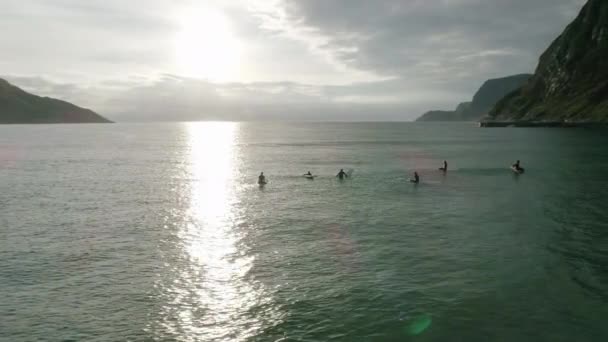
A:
174;8;241;82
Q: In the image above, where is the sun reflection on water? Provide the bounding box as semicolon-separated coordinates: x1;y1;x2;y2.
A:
156;122;278;341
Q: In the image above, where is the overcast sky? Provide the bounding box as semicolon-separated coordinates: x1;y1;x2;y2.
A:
0;0;586;121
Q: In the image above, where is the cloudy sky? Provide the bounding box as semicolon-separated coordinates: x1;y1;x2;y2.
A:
0;0;586;121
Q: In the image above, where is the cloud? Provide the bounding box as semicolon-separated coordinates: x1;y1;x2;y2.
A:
0;0;588;120
4;74;466;121
263;0;585;85
0;0;176;81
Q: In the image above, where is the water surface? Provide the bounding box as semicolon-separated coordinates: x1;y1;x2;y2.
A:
1;122;607;341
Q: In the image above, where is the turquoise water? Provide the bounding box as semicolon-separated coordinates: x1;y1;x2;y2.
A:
1;122;607;341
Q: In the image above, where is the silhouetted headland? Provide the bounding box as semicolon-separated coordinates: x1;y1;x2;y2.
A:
0;78;112;124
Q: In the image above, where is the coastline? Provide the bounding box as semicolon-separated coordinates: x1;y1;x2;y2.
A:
478;121;608;128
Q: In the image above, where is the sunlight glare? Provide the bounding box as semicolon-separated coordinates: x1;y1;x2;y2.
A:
154;122;284;341
175;8;242;82
176;122;267;340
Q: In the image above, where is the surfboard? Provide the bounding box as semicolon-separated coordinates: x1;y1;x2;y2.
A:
511;166;525;174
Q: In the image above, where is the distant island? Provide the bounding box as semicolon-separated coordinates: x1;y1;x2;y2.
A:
416;74;531;122
0;78;111;124
488;0;608;123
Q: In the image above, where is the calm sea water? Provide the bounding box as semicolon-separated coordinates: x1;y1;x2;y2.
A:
1;122;608;341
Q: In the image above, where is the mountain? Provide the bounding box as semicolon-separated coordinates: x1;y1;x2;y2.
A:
417;74;532;121
0;78;111;124
490;0;608;122
416;110;459;122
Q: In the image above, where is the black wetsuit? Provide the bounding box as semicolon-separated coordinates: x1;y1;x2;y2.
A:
513;161;522;171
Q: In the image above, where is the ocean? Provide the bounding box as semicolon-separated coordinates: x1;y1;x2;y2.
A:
1;122;607;341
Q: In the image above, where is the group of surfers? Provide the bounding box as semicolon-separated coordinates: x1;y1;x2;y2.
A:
258;169;349;185
258;160;524;185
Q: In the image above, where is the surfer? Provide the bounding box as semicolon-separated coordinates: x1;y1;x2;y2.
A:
512;160;524;173
336;169;349;180
410;171;420;183
258;172;267;185
439;160;448;171
304;171;313;176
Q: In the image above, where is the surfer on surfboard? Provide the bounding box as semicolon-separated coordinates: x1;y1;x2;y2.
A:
336;169;349;180
258;172;267;185
410;171;420;183
511;160;525;173
439;160;448;172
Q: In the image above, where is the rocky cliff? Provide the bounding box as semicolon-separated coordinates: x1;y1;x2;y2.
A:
490;0;608;122
417;74;531;121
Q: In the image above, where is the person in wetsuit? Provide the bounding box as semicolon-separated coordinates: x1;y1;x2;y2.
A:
439;160;448;171
512;160;523;171
258;172;267;185
336;169;348;180
304;171;315;179
413;171;420;183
